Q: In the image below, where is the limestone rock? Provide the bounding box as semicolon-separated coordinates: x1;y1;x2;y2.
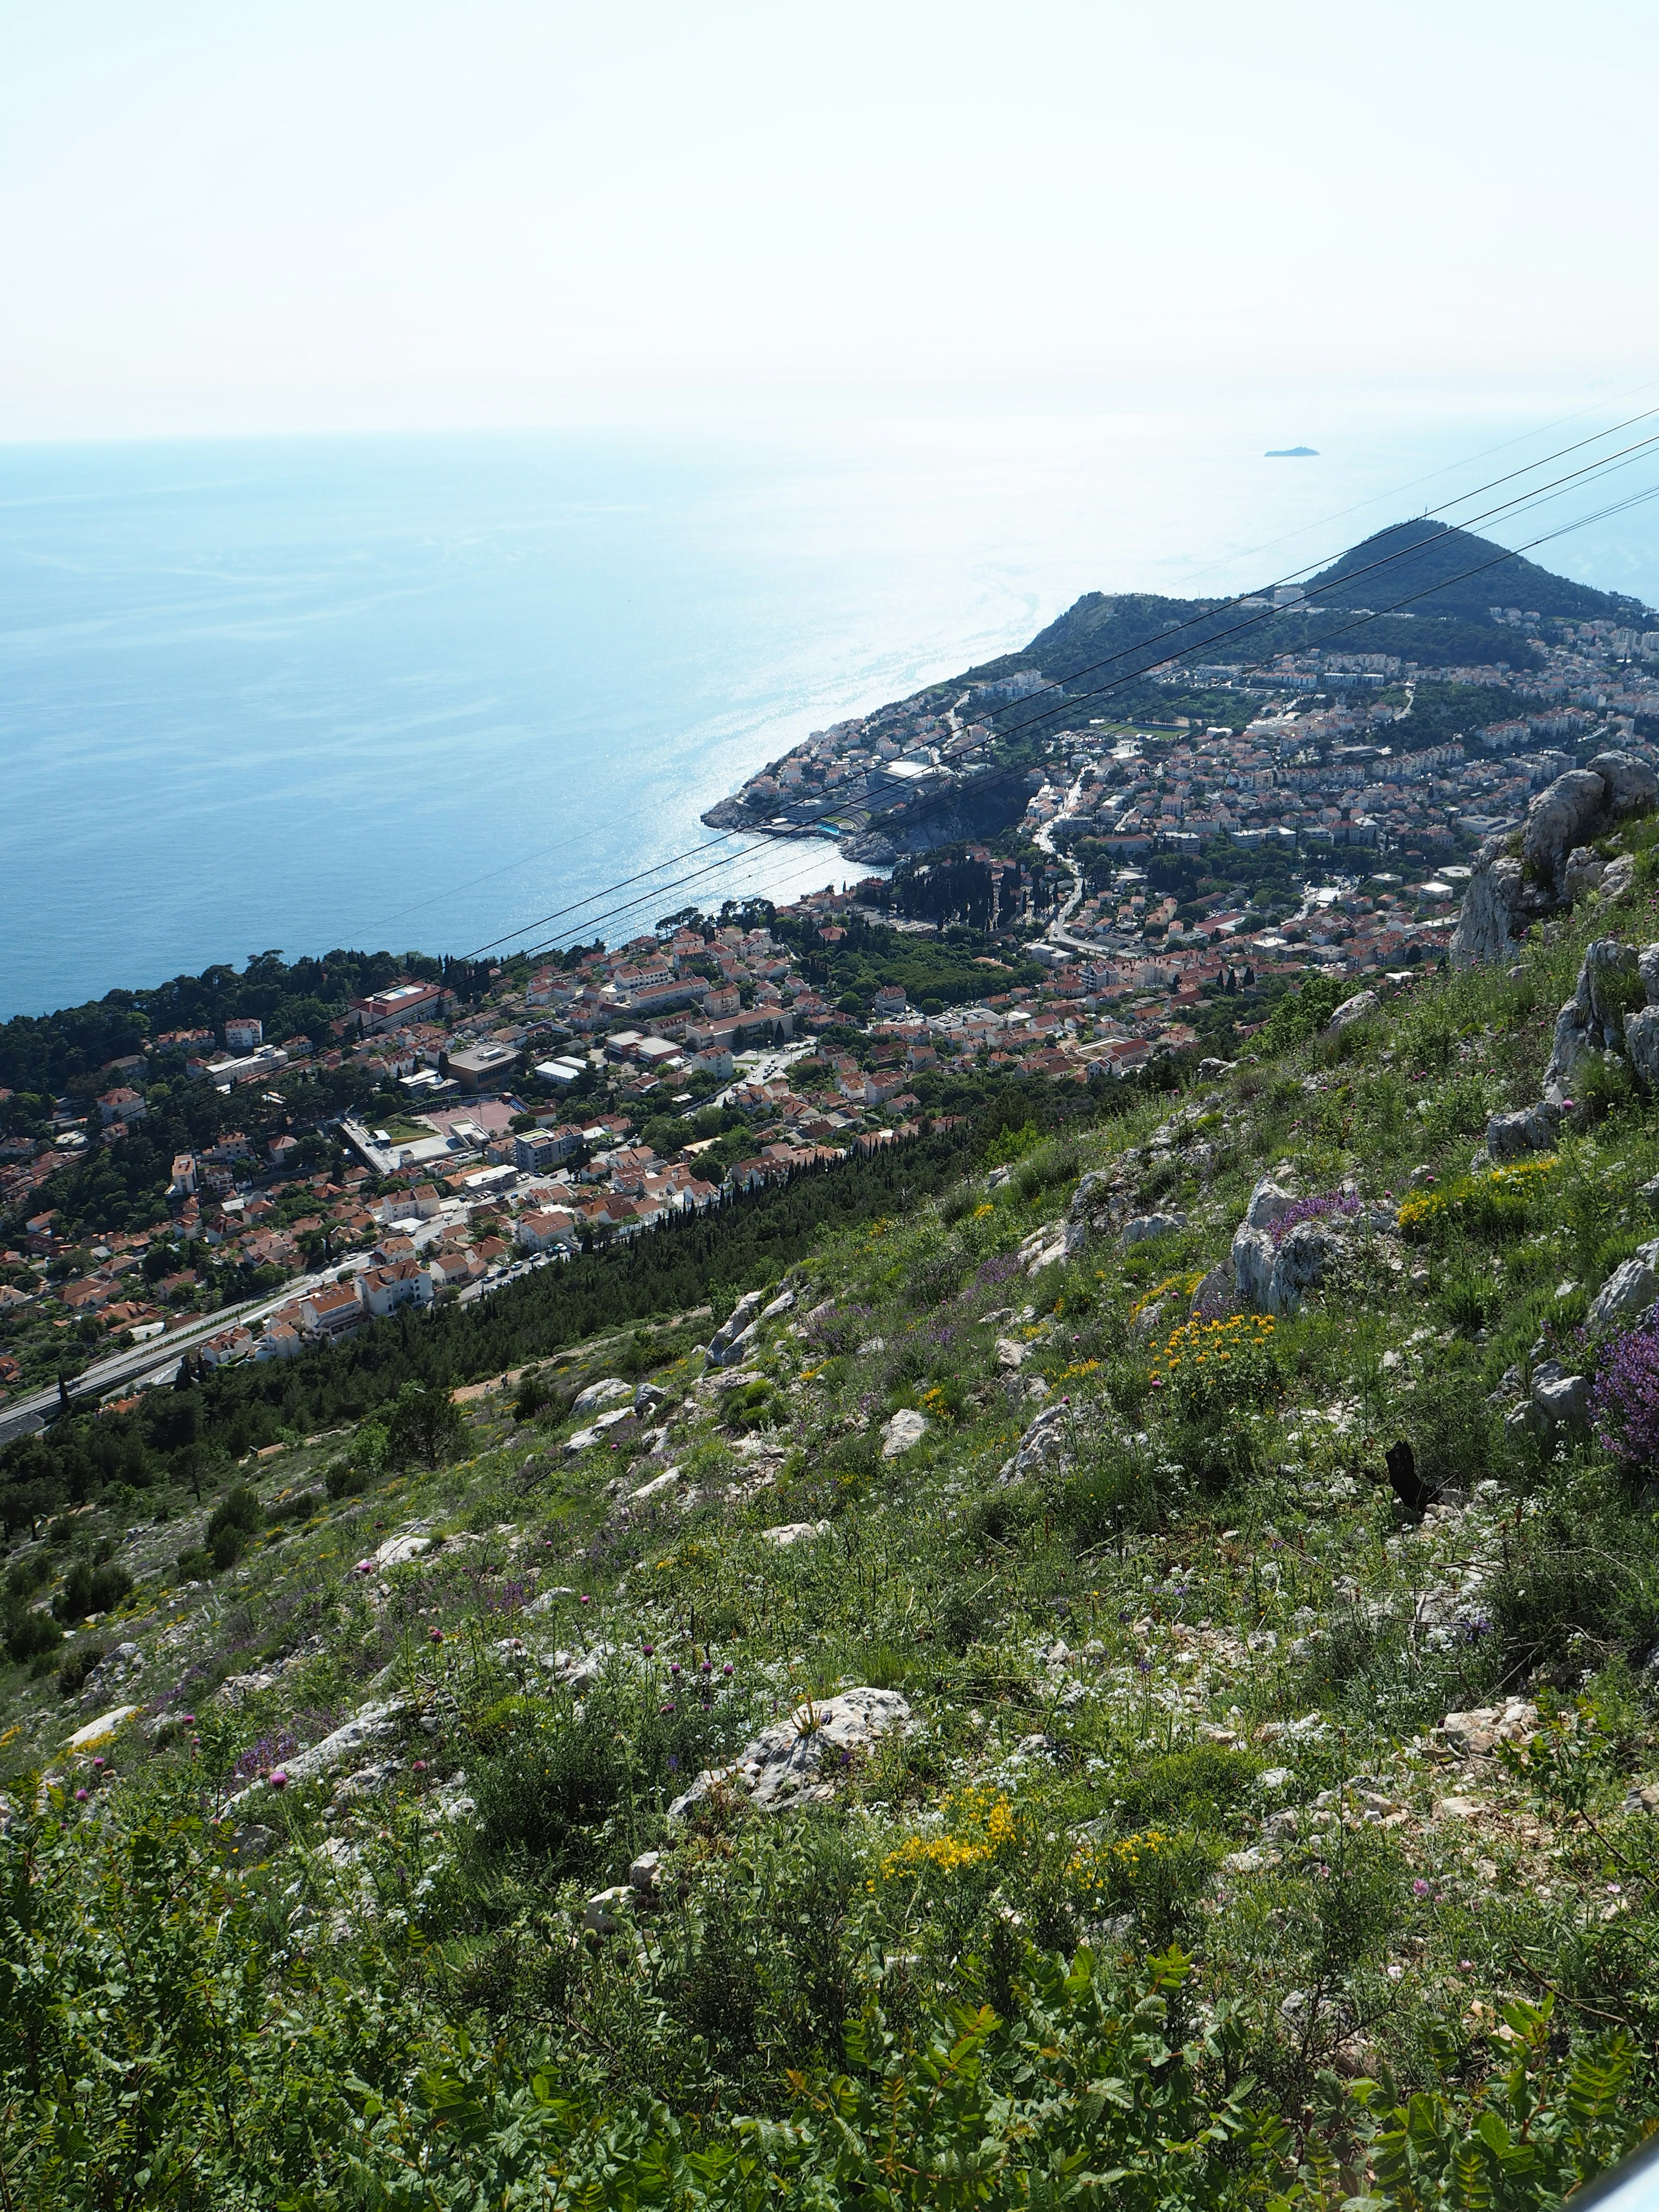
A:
1449;842;1532;969
585;1886;631;1935
759;1288;795;1321
374;1532;431;1569
632;1380;670;1414
1484;1100;1561;1161
1524;769;1612;896
1587;749;1658;815
1231;1223;1276;1311
706;1290;764;1364
1605;852;1640;903
707;1320;759;1370
1439;1698;1538;1759
1563;846;1607;900
274;1700;405;1788
1266;1220;1344;1316
1190;1262;1236;1320
1245;1176;1296;1230
1625;1005;1659;1092
1324;989;1379;1034
1589;1256;1659;1332
760;1520;833;1547
668;1688;910;1818
1120;1211;1185;1249
881;1408;928;1457
995;1335;1027;1370
66;1705;143;1752
1529;1361;1591;1433
572;1376;633;1416
628;1848;662;1892
998;1399;1077;1481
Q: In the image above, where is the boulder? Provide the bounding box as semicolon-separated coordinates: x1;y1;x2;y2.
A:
1438;1698;1538;1759
668;1687;910;1818
1231;1223;1276;1311
707;1320;758;1370
629;1468;682;1505
65;1705;142;1752
881;1408;928;1457
1545;938;1640;1099
632;1380;669;1414
272;1699;405;1788
1625;1006;1659;1092
374;1532;431;1569
759;1288;796;1321
760;1520;833;1546
1484;1100;1561;1161
1529;1361;1591;1433
1602;853;1638;903
1563;846;1607;900
572;1376;633;1416
706;1290;764;1363
1642;1172;1659;1220
1266;1220;1345;1316
1245;1176;1296;1230
1524;769;1612;896
1589;1256;1659;1332
1449;842;1533;969
998;1399;1076;1481
995;1335;1027;1370
1588;750;1658;815
584;1887;631;1935
1119;1211;1185;1249
1323;989;1378;1034
1190;1262;1236;1320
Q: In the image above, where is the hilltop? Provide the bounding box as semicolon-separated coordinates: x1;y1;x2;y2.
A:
7;770;1659;2201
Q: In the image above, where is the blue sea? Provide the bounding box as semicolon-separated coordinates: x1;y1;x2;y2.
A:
6;407;1659;1019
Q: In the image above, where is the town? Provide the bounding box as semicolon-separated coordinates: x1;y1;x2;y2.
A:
4;558;1659;1427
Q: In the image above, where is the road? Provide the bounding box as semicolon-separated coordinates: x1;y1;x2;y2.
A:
1032;778;1094;955
0;1262;363;1447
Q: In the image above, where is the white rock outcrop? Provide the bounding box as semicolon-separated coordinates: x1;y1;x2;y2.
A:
667;1687;909;1818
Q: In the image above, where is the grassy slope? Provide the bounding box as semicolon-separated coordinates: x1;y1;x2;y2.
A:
7;840;1659;2203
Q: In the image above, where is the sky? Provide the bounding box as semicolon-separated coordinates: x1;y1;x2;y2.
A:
3;0;1656;442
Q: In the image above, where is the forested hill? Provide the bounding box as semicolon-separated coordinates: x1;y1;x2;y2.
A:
1302;518;1655;625
963;518;1655;704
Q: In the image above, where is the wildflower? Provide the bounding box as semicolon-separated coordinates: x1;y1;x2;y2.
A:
92;1757;105;1771
642;1643;655;1657
412;1758;427;1773
660;1701;676;1715
1386;1963;1403;1980
182;1713;196;1725
428;1626;443;1643
1413;1878;1430;1897
74;1787;88;1802
1460;1959;1475;1972
723;1662;734;1675
699;1659;712;1673
579;1594;591;1606
1608;1881;1623;1895
270;1768;289;1790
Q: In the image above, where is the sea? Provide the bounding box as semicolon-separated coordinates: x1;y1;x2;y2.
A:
6;403;1659;1020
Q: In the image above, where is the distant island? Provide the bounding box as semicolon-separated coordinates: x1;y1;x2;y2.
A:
1265;445;1319;457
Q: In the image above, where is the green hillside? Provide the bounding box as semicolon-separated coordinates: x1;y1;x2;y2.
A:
11;824;1659;2202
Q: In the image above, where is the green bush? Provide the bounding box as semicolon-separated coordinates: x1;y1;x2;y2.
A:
55;1635;108;1698
51;1556;133;1623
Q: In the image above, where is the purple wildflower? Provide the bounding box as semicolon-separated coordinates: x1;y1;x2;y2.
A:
1269;1192;1361;1245
1590;1306;1659;1464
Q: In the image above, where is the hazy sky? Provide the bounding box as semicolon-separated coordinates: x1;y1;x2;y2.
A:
3;0;1654;440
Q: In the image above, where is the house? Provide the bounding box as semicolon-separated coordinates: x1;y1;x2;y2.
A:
97;1087;146;1126
268;1133;301;1168
170;1154;198;1197
517;1207;576;1253
351;980;453;1034
359;1258;434;1319
200;1325;256;1367
301;1281;364;1339
514;1125;582;1172
225;1017;264;1051
256;1321;303;1360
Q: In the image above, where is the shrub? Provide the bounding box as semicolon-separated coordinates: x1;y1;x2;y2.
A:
1;1595;62;1662
205;1483;262;1571
385;1382;464;1468
56;1636;108;1698
51;1557;133;1623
